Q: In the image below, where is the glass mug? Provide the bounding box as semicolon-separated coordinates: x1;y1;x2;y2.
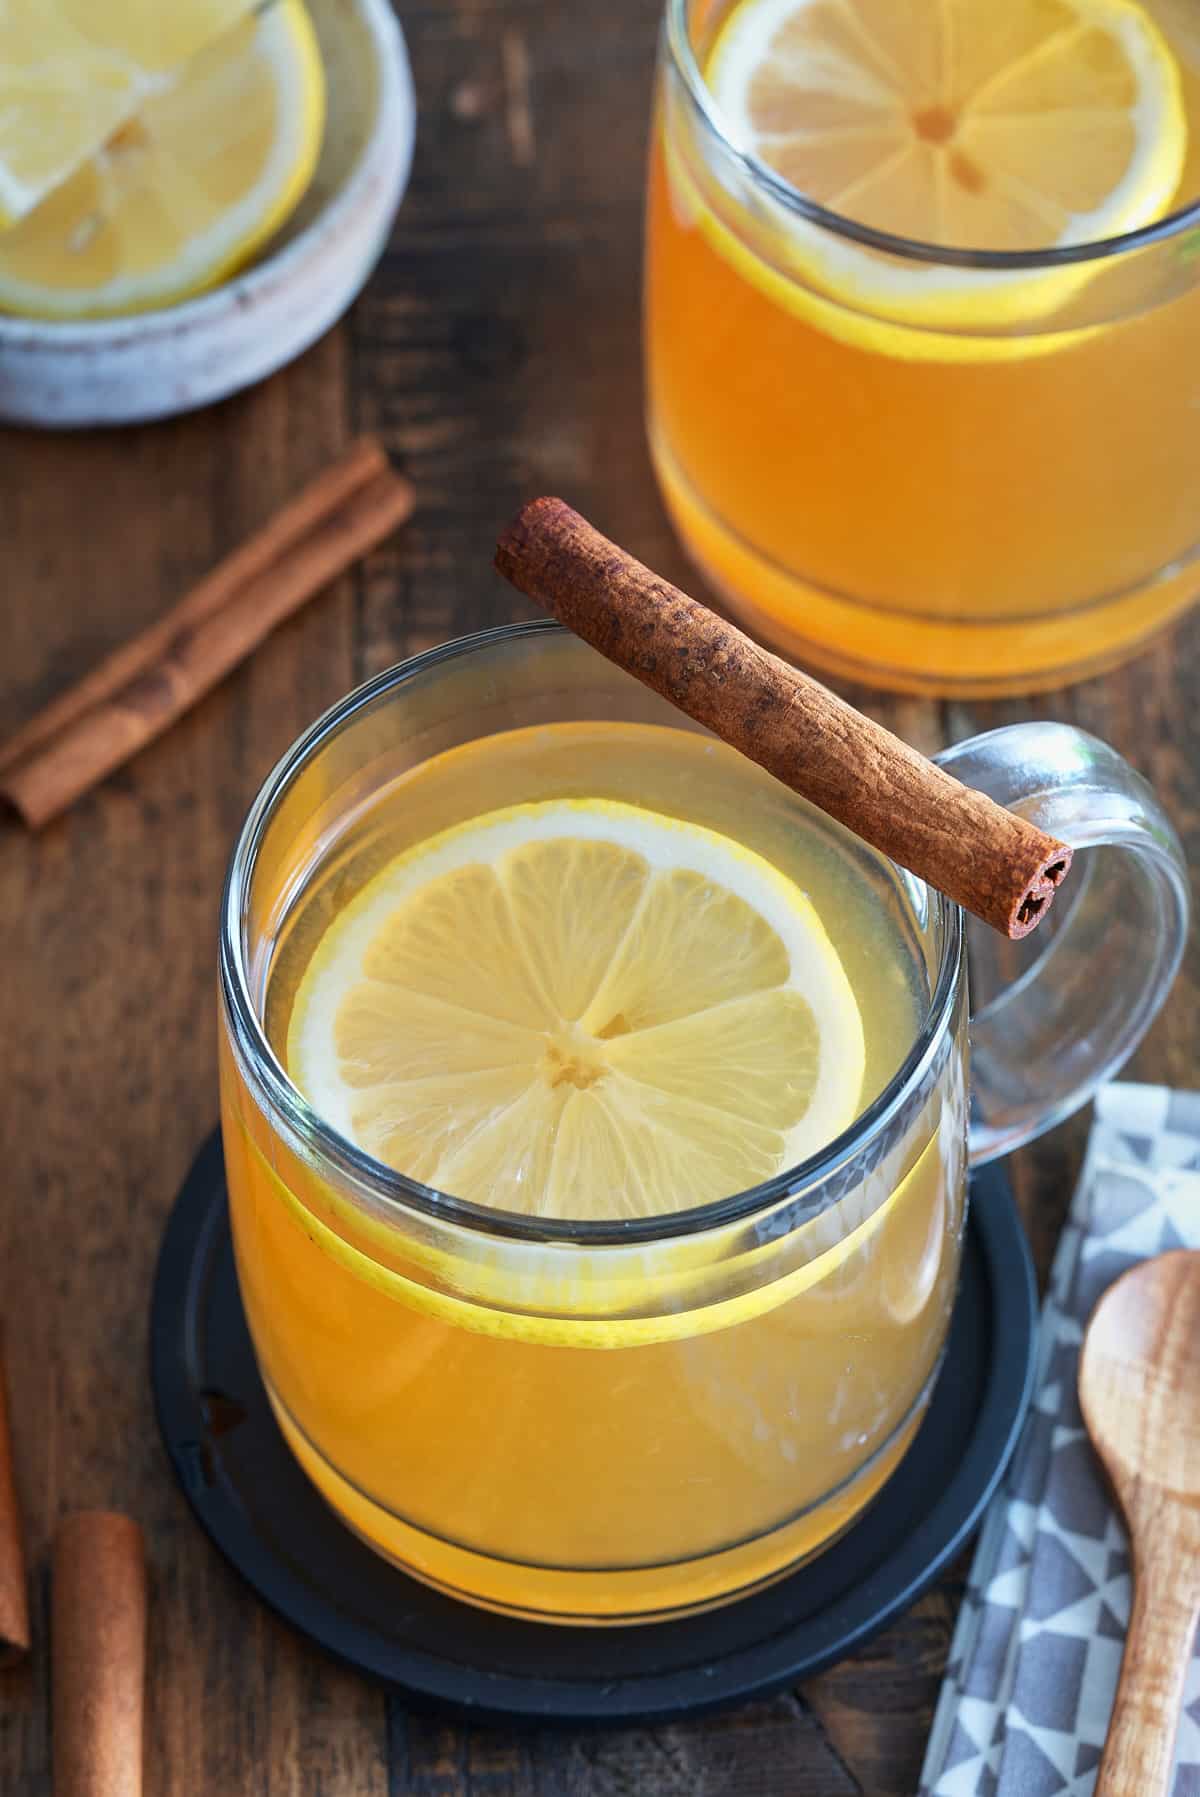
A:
644;0;1200;697
218;624;1187;1624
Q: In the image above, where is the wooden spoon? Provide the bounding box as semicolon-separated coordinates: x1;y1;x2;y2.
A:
1078;1250;1200;1797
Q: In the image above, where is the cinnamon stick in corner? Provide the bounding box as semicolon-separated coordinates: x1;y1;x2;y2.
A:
495;498;1072;939
0;438;414;831
53;1512;146;1797
0;1329;30;1665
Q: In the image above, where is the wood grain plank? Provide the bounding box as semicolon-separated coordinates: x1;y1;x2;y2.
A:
1;329;391;1795
389;1693;862;1796
802;1581;965;1797
350;0;680;670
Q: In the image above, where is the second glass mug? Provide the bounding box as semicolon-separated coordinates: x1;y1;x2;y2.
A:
644;0;1200;697
219;625;1187;1624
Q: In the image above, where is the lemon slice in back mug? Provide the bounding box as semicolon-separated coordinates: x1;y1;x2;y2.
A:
704;0;1188;335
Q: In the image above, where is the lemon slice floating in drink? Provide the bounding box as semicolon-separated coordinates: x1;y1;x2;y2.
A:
701;0;1187;336
288;799;866;1220
0;0;324;319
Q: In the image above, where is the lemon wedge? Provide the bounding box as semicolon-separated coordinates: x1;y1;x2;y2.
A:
0;0;261;228
0;0;324;320
704;0;1187;331
288;800;866;1222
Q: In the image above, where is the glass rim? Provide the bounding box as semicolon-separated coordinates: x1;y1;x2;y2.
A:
220;619;964;1247
665;0;1200;272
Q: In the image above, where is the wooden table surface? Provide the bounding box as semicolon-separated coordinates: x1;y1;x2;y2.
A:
3;1;1198;1791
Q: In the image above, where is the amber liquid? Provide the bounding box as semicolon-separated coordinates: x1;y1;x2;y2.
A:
644;5;1200;695
221;722;967;1621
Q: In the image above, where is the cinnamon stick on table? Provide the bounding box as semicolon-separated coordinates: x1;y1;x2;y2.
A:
495;498;1072;940
0;437;414;831
53;1512;147;1797
0;1329;30;1666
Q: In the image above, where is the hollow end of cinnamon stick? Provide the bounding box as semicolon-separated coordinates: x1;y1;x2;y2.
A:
1010;844;1074;939
53;1511;146;1797
0;1329;30;1665
495;498;1075;943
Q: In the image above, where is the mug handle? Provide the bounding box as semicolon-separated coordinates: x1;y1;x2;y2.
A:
933;723;1190;1166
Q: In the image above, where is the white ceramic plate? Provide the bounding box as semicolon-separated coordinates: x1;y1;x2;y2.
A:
0;0;415;429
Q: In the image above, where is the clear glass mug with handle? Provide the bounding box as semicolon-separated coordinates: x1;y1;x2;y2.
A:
219;624;1188;1623
644;0;1200;697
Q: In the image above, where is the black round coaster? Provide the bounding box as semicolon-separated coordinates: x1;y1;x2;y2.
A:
151;1135;1036;1726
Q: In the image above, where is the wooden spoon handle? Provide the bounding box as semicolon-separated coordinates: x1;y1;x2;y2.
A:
1097;1556;1199;1796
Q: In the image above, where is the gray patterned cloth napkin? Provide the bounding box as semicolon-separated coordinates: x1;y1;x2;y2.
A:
919;1082;1200;1797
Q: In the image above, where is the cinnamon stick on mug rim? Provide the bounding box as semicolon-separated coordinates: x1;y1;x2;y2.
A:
53;1511;147;1797
0;437;414;831
0;1328;30;1666
495;498;1072;940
